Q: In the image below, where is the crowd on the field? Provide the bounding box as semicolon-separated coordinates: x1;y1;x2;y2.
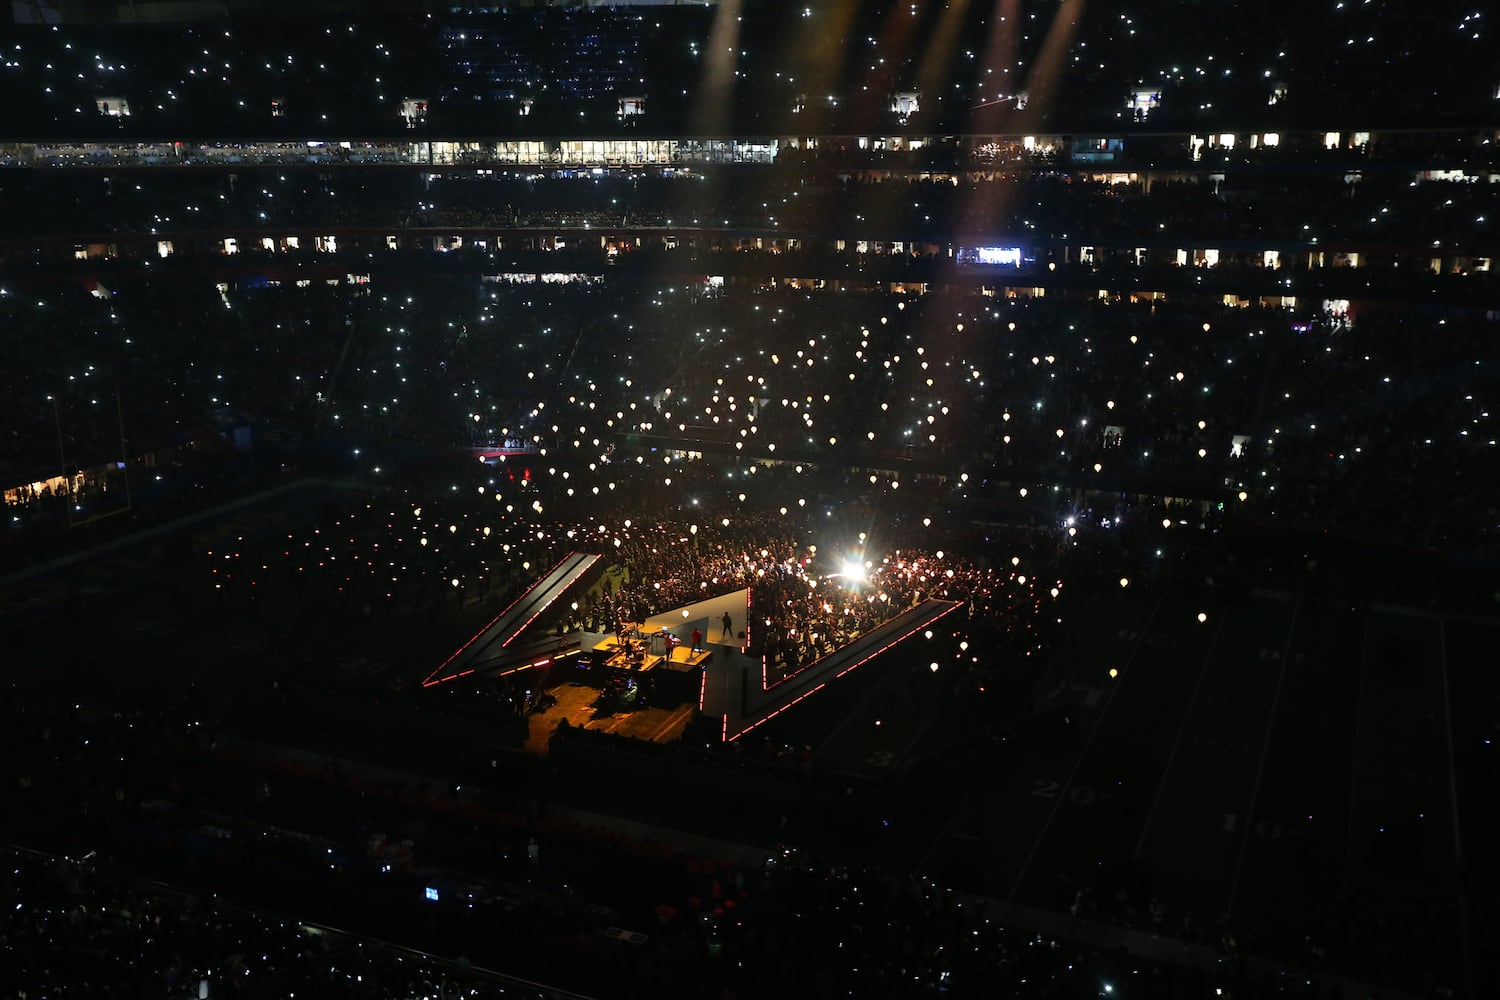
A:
5;276;1494;589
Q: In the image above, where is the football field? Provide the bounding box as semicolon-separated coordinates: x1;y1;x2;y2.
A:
899;588;1485;995
749;584;1489;996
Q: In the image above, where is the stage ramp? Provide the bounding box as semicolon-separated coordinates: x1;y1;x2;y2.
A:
423;551;601;687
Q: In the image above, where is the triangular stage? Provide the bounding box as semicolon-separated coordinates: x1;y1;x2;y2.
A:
424;558;965;756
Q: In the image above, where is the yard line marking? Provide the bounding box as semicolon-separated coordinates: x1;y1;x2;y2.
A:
1133;610;1227;861
1225;596;1299;920
913;591;1099;879
916;780;977;878
810;652;907;769
1437;618;1474;1000
895;691;949;773
1007;596;1164;900
1342;607;1370;895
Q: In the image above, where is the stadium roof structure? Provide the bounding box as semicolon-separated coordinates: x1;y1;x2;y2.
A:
2;1;1496;141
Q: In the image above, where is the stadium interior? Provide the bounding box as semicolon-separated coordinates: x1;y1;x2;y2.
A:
2;2;1498;998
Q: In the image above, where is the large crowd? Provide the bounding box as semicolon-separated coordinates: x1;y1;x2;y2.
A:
0;1;1492;136
2;3;1496;998
5;275;1495;595
1;349;1477;997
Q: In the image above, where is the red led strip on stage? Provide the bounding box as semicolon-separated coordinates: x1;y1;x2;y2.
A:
421;552;595;687
727;679;832;743
834;600;964;680
725;600;963;743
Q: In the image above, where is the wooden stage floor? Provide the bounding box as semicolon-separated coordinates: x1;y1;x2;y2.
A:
524;681;697;753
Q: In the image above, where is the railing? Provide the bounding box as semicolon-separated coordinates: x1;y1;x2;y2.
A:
4;126;1497;172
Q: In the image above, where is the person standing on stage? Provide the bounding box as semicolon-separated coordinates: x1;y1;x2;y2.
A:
691;626;703;653
721;610;734;643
